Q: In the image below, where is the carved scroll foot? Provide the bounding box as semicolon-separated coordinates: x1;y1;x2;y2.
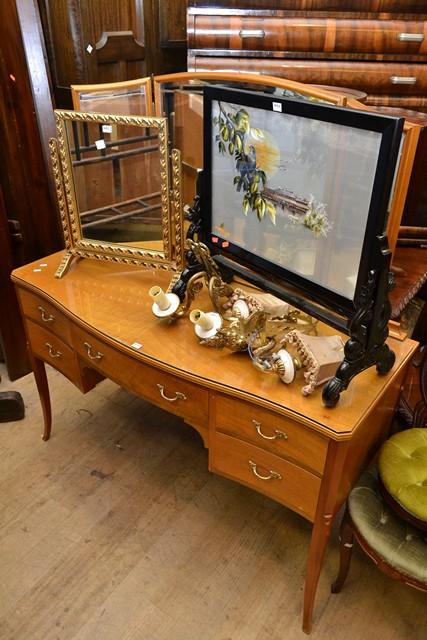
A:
322;262;395;407
376;344;396;375
322;377;344;408
322;341;396;408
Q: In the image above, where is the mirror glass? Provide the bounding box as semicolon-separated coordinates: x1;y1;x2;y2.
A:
155;77;340;207
62;117;165;252
75;82;151;116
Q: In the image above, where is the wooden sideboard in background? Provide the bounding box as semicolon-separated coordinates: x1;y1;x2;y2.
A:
187;0;427;113
37;0;187;108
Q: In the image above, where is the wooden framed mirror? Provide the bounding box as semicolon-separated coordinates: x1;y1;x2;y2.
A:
152;72;420;264
153;72;347;207
50;110;184;277
71;77;153;116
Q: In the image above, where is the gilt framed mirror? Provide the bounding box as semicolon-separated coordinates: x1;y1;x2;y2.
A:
50;110;184;278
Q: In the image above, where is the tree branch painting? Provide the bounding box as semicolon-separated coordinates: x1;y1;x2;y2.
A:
214;102;331;238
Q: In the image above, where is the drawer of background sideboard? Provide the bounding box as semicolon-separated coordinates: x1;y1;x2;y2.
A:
191;57;427;94
18;289;72;345
191;16;427;55
25;318;80;384
210;431;321;521
72;324;209;428
212;395;327;476
366;94;427;112
188;1;427;14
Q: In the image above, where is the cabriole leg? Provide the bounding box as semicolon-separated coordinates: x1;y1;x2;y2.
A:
29;353;52;441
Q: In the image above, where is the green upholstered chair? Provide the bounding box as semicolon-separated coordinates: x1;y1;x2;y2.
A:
379;428;427;532
332;467;427;595
396;345;427;431
378;346;427;532
333;332;427;596
375;343;427;533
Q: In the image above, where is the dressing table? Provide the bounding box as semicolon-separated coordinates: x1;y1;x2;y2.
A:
12;251;417;633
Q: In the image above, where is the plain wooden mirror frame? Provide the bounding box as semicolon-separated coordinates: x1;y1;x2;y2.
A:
51;109;184;278
70;77;154;116
152;71;349;207
346;97;421;257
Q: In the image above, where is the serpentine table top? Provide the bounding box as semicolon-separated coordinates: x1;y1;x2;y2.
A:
12;251;416;439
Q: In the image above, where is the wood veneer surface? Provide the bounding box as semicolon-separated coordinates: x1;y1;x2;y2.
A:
12;252;417;439
189;1;425;10
188;1;427;118
190;16;427;55
390;246;427;318
191;58;427;94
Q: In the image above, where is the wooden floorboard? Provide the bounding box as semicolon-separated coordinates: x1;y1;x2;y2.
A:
0;363;426;640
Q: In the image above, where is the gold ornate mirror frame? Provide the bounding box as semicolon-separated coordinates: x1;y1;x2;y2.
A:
50;110;184;278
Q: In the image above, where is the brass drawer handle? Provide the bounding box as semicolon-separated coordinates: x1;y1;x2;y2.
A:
253;419;287;441
157;384;187;402
83;342;104;360
398;33;424;42
239;29;265;39
45;342;62;358
390;76;417;85
38;305;54;322
249;460;282;481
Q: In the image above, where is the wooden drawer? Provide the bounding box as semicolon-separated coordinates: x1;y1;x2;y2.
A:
72;325;209;428
192;57;427;94
213;395;327;475
18;289;72;344
189;1;425;11
26;319;80;383
210;431;320;521
366;95;427;112
191;17;427;56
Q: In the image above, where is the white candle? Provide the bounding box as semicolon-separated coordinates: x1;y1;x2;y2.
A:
189;309;215;332
149;286;171;311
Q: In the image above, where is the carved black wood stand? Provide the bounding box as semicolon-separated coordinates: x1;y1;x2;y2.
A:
171;192;205;301
322;247;395;408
